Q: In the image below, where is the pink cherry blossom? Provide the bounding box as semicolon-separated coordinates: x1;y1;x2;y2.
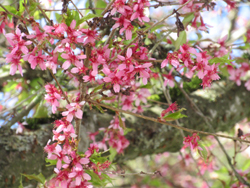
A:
62;101;85;122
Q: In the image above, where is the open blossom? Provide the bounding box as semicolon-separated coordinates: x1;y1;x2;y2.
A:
62;101;85;122
111;0;132;15
16;122;27;134
68;163;91;186
45;84;62;113
183;133;202;151
161;102;178;117
4;27;32;76
28;50;47;70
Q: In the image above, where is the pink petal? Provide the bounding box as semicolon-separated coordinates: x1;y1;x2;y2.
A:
80;158;89;164
62;61;71;70
83;173;91;180
67;114;74;122
113;83;120;93
75;109;83;119
126;48;132;58
70;20;76;29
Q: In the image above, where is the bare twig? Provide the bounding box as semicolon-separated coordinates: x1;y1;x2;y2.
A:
86;98;250;144
0;88;44;116
37;4;52;25
48;69;70;104
43;8;105;12
4;92;43;128
101;0;116;16
69;0;84;17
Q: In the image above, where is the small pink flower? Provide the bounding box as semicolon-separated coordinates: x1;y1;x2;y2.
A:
183;133;202;151
62;101;85;122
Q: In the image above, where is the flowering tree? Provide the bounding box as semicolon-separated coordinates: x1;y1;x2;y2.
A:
1;0;250;187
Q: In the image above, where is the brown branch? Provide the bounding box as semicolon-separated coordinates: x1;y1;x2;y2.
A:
86;98;250;144
48;69;70;104
4;92;43;128
69;0;84;17
43;8;105;12
37;4;52;25
101;0;116;16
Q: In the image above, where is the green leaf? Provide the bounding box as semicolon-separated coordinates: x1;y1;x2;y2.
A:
109;147;117;162
118;114;125;129
149;179;162;186
65;10;80;26
94;0;107;15
101;173;113;185
30;78;44;90
0;5;18;15
3;81;18;92
33;100;48;118
124;127;134;135
182;13;195;25
163;108;187;121
208;55;233;66
45;158;57;167
140;83;152;89
77;13;103;26
101;96;116;101
18;0;25;15
86;170;106;186
28;0;39;16
147;94;160;100
95;104;105;113
21;173;45;185
151;24;165;32
198;142;208;161
90;155;108;164
19;176;23;188
92;83;104;93
145;38;152;45
175;31;186;50
55;13;63;23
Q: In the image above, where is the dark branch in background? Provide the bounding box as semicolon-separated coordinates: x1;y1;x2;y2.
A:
86;98;250;144
62;0;69;14
4;92;43;128
173;9;184;37
176;82;250;186
88;0;96;14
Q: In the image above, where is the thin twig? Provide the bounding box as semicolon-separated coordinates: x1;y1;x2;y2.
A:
43;8;105;12
4;93;43;128
48;69;70;104
69;0;84;17
86;98;250;144
101;0;116;16
37;4;52;25
104;28;117;46
0;88;44;116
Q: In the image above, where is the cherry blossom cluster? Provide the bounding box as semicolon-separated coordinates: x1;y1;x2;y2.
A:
111;0;150;40
82;43;153;93
44;118;110;187
90;116;129;153
207;35;230;58
227;63;250;90
179;0;213;31
161;43;220;88
45;83;62;114
158;102;178;122
183;133;202;151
